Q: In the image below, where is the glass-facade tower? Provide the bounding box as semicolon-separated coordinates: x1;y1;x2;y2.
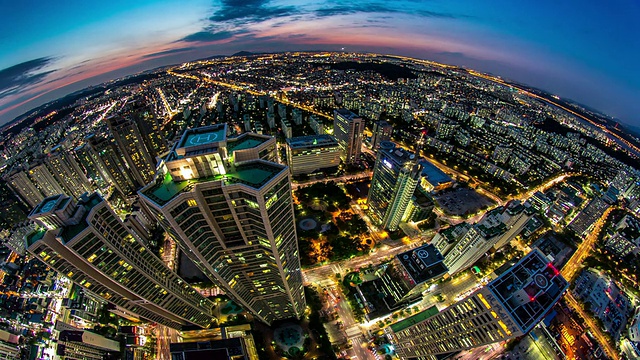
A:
368;141;422;231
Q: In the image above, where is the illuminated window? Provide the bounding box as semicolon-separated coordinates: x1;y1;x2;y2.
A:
187;199;197;207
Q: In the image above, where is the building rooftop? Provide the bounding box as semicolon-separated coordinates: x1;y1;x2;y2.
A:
29;195;64;217
378;141;418;165
397;244;448;285
59;194;103;243
25;229;46;248
142;161;286;206
390;305;438;333
227;133;268;152
178;125;227;151
419;160;452;186
487;249;568;334
334;108;360;120
286;134;338;149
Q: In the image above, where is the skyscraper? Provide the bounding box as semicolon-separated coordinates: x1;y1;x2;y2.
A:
139;125;306;325
367;141;422;231
106;115;156;186
333;109;363;164
386;249;568;359
26;193;215;329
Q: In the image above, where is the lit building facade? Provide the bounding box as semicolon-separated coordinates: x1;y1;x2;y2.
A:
386;249;568;359
46;145;92;199
367;141;422;231
106;115;156;186
5;170;45;208
140;125;306;325
83;134;138;196
29;162;66;198
333;109;363;164
26;193;215;330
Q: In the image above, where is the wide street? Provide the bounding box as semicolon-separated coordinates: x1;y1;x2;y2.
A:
561;206;613;283
558;205;619;360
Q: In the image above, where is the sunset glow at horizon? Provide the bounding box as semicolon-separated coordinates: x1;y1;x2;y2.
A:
1;0;639;127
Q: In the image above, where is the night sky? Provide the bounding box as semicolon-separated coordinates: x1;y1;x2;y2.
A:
1;0;639;126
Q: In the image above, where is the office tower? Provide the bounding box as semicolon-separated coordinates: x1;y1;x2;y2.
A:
106;115;156;186
285;135;341;176
374;244;447;310
45;145;92;198
140;125;306;325
26;193;216;330
386;249;568;359
57;329;120;360
83;135;137;196
29;162;66;197
367;141;422;231
333;109;363;164
371;120;393;150
5;170;45;207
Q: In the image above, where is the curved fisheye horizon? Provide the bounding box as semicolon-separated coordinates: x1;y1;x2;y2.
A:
1;0;639;128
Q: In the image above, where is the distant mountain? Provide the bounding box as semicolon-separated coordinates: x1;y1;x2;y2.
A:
232;51;256;57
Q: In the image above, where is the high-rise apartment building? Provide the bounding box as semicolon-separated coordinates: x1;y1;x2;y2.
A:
367;141;422;231
82;134;137;196
285;135;341;176
386;249;568;359
5;170;45;208
128;101;168;158
29;162;66;198
140;125;306;325
333;109;363;164
45;145;92;199
26;193;215;330
106;115;156;186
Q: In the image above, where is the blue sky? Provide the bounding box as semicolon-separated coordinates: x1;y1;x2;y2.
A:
1;0;639;126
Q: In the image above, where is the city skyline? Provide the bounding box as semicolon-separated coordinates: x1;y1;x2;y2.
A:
1;48;639;359
1;0;639;128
